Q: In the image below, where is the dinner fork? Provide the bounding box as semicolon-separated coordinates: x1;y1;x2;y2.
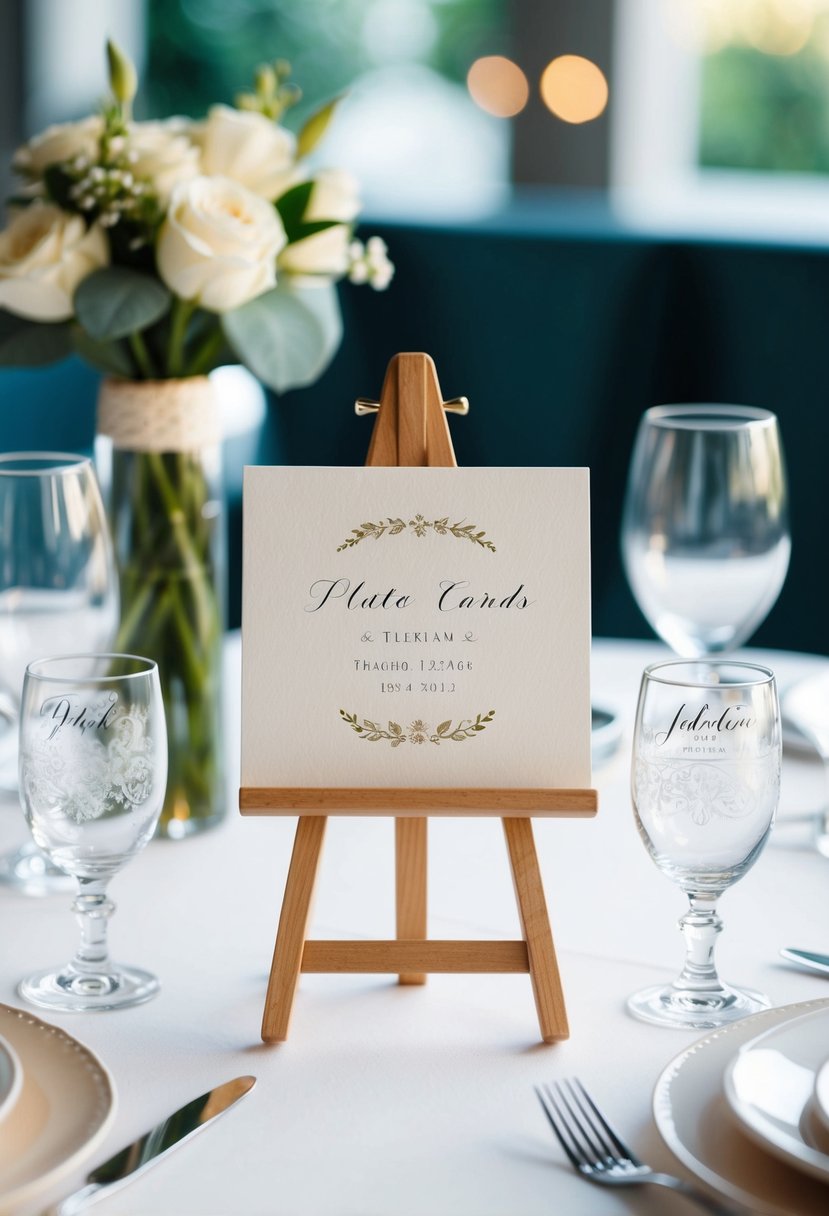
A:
535;1078;741;1215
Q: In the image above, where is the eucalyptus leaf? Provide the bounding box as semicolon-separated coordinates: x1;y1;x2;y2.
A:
297;96;341;159
0;310;72;365
221;281;342;394
74;267;171;342
72;325;134;377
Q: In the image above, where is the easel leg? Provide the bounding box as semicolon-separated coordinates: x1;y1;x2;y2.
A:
503;817;569;1043
261;816;327;1042
395;817;427;985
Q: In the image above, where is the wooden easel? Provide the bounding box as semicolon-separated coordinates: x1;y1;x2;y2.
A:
240;353;598;1043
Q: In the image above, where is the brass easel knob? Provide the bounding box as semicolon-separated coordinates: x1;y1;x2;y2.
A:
354;396;469;416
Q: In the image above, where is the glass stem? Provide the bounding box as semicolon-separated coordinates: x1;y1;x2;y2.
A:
673;893;724;994
71;878;115;976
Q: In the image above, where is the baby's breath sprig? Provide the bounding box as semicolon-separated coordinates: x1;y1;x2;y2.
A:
60;105;160;246
348;236;394;291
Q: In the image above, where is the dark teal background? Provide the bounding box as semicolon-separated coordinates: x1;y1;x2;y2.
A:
1;202;824;650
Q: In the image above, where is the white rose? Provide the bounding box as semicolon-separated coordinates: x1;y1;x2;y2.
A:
14;117;104;178
157;175;286;312
128;119;201;205
0;204;109;322
278;170;361;278
198;105;297;199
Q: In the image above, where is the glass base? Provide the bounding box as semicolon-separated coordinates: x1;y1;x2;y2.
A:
19;961;159;1012
0;841;74;897
627;981;771;1030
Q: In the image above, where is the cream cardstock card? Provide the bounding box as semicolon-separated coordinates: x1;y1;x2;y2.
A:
241;467;591;791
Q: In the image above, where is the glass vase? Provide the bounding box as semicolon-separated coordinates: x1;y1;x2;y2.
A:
96;377;225;838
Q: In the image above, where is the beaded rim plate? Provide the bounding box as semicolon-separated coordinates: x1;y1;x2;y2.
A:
0;1030;21;1124
653;998;829;1216
0;1002;116;1212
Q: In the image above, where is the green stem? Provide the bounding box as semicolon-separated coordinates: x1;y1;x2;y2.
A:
144;453;214;644
186;323;225;377
168;297;196;378
128;331;154;379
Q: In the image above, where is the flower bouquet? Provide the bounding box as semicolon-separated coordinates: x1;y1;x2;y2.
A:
0;42;393;836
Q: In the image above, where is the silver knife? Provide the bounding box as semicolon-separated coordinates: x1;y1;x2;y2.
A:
54;1075;256;1216
780;947;829;976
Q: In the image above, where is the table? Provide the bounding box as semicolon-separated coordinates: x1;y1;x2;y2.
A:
2;637;828;1215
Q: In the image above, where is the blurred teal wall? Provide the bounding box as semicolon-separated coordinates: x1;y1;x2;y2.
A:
1;205;826;651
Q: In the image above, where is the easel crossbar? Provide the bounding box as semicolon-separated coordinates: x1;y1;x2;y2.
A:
301;940;530;973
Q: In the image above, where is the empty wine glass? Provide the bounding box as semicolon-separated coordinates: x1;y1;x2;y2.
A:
628;660;780;1029
0;453;118;895
621;406;790;657
17;654;167;1012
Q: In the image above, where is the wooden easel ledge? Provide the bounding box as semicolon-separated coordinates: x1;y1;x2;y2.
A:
240;787;597;815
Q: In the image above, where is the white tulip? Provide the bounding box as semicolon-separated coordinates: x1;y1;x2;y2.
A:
0;204;109;322
278;169;362;278
198;105;297;199
127;120;201;205
14;117;104;178
157;175;286;312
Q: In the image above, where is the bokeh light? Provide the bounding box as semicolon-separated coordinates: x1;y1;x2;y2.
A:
540;55;608;124
467;55;529;118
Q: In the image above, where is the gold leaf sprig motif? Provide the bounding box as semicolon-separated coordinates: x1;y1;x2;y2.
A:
339;709;495;746
336;515;496;552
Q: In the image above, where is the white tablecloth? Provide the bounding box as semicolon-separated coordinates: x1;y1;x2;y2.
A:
2;637;828;1216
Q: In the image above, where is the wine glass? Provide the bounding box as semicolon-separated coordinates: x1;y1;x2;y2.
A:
17;653;167;1012
621;405;790;657
0;453;119;895
628;659;780;1029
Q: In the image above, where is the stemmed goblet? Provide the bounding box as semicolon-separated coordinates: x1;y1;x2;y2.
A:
621;405;790;658
18;654;167;1012
628;660;780;1029
0;453;119;894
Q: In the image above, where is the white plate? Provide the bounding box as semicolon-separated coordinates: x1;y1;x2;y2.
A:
654;998;829;1216
0;1003;116;1215
723;1007;829;1184
0;1033;21;1124
814;1059;829;1139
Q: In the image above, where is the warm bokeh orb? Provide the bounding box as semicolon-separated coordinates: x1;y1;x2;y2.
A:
467;55;530;118
540;55;608;124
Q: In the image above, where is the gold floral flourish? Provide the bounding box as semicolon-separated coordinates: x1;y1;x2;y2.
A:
339;709;495;746
336;515;496;552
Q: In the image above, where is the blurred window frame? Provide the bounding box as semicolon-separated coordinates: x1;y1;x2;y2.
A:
611;0;829;241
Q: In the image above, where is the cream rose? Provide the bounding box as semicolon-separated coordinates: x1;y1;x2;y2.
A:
156;175;286;312
14;117;104;178
198;105;297;199
128;119;201;205
0;205;109;322
278;169;361;278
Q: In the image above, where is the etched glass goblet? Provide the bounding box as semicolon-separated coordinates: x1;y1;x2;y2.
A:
628;660;780;1029
17;654;167;1012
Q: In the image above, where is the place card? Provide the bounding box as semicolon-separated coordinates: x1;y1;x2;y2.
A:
241;466;591;791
